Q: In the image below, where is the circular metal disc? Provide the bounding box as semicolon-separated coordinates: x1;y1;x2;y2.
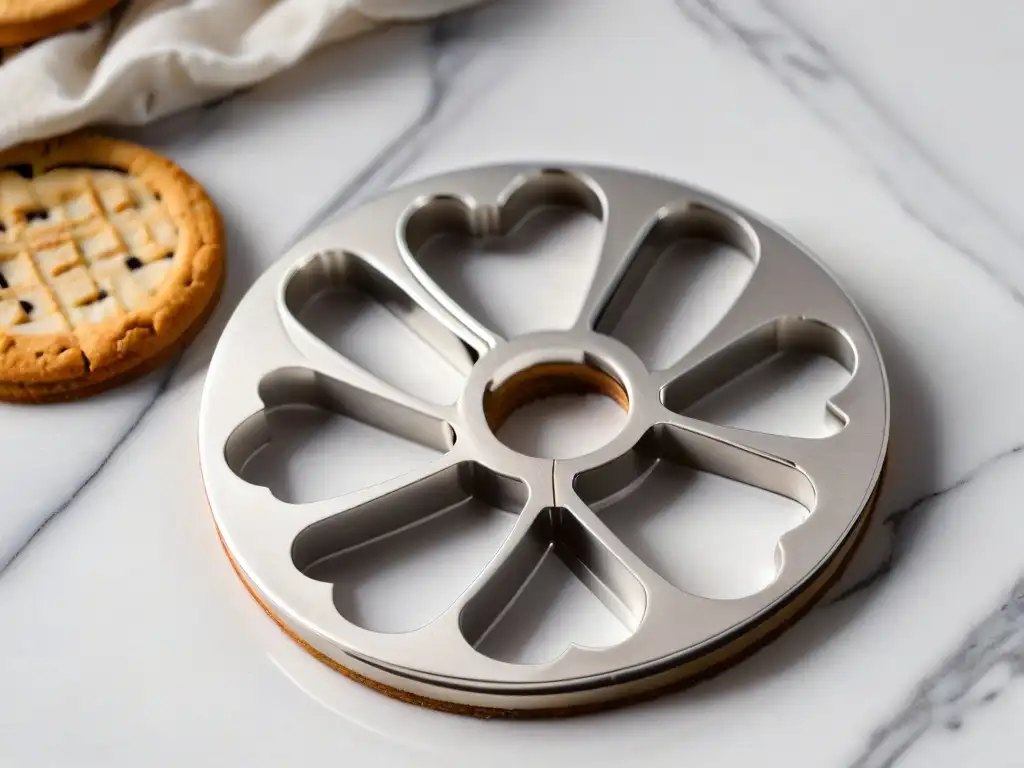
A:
199;164;889;714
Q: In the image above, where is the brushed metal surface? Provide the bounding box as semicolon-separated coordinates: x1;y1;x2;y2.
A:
198;164;889;711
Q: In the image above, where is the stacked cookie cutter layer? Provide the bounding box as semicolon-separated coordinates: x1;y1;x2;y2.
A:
199;165;889;715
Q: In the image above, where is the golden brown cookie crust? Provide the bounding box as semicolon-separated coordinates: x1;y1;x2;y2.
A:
0;133;224;402
0;0;119;46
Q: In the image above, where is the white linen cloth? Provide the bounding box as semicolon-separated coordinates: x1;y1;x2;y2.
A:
0;0;485;149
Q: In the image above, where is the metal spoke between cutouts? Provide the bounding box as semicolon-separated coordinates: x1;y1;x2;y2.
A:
652;411;881;588
370;256;499;366
276;318;455;439
573;174;690;333
654;411;843;512
398;254;506;359
654;228;856;410
218;286;457;513
556;498;679;622
285;450;477;578
454;499;655;647
653;254;803;400
446;499;547;648
296;195;502;359
277;258;465;441
215;452;467;635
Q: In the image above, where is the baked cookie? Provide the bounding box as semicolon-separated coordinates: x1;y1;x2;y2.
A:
0;0;120;46
0;133;224;403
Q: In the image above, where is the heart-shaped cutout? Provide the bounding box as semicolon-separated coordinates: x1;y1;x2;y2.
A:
225;368;452;503
238;403;443;504
286;251;469;405
660;314;855;439
292;462;523;633
681;347;851;438
594;459;807;600
413;205;602;339
402;172;607;340
310;499;516;634
608;227;754;370
475;547;632;664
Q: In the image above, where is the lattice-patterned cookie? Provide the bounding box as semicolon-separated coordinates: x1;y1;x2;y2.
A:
0;0;120;46
0;133;223;402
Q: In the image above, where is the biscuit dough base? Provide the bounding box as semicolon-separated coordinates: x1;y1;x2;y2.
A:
214;458;887;719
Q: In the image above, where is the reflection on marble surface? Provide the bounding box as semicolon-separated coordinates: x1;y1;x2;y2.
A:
3;0;1024;765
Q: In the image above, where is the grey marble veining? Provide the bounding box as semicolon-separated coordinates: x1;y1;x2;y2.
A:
674;0;1024;310
833;442;1024;604
291;9;492;242
851;577;1024;767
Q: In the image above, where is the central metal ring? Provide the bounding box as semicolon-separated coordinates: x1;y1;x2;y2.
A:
456;330;652;474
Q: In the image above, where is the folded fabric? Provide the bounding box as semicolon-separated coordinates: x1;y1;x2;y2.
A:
0;0;485;150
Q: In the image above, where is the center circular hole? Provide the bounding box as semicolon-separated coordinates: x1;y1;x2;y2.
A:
483;362;629;459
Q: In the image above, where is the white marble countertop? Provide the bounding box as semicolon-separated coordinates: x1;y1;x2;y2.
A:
3;1;1024;765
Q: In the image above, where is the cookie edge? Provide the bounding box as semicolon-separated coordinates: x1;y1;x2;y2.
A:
0;0;120;46
0;131;225;397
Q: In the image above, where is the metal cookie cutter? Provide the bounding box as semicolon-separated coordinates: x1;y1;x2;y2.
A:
199;164;889;715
